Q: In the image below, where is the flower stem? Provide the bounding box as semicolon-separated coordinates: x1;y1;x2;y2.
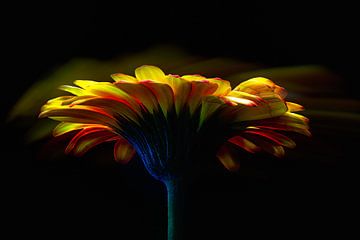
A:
165;179;184;240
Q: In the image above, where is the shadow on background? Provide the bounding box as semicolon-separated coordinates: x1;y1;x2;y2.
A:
2;1;359;239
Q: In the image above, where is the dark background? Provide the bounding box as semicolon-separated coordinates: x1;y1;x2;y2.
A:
3;1;358;239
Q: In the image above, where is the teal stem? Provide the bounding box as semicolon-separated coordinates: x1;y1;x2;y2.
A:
165;179;184;240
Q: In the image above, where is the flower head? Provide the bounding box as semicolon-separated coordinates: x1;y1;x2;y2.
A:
40;65;309;181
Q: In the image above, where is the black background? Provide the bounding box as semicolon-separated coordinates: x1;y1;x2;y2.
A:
3;1;358;239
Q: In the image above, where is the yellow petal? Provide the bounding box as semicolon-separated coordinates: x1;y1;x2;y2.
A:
70;96;141;126
187;81;218;115
286;102;304;112
234;77;287;99
111;73;138;83
181;74;206;81
250;117;311;136
39;105;119;129
59;85;91;96
46;96;76;104
247;111;310;136
227;91;264;105
114;138;135;164
283;112;309;124
223;96;257;106
226;94;288;122
135;65;166;82
199;96;224;130
208;78;231;96
141;81;174;117
74;81;142;114
165;75;192;115
53;122;110;137
73;80;100;89
115;82;159;114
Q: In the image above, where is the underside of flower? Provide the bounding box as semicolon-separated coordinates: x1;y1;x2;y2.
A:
39;65;310;181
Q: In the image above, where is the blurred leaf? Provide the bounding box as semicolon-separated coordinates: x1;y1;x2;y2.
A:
228;65;344;97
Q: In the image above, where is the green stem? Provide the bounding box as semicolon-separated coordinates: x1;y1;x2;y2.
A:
165;179;184;240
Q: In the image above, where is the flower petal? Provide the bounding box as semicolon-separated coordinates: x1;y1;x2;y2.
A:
111;73;138;83
69;96;141;126
216;144;240;171
165;75;192;115
286;102;304;112
242;133;285;158
251;112;309;128
199;96;224;129
244;128;296;148
135;65;166;82
141;81;174;117
226;91;264;105
53;122;111;137
227;135;260;153
59;85;92;96
284;112;309;124
114;138;135;164
115;82;159;114
252;123;311;136
181;74;206;81
226;94;288;122
73;80;100;89
223;96;257;107
208;78;231;96
74;80;142;114
234;77;287;99
44;96;77;109
39;105;119;128
188;81;218;115
66;128;119;156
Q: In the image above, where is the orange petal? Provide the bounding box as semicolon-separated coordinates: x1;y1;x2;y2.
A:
216;144;240;171
113;138;135;164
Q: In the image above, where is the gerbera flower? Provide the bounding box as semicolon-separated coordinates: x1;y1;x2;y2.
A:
39;65;309;239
